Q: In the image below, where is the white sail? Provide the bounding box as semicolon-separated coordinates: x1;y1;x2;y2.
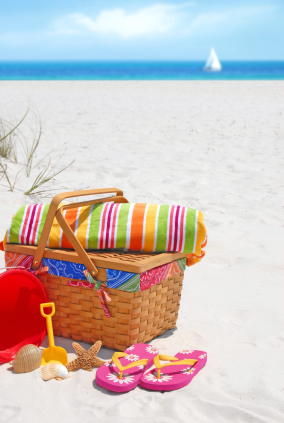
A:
204;48;222;71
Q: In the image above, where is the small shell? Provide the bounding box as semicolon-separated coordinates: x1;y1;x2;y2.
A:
41;363;69;381
10;345;42;374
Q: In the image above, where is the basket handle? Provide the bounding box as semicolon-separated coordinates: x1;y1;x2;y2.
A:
32;188;128;276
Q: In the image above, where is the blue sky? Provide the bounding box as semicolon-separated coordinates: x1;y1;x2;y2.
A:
0;0;283;60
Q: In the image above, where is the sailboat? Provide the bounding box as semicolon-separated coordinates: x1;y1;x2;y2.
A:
204;48;222;71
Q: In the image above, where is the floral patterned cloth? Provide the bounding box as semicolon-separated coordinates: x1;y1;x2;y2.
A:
4;252;186;319
140;258;186;291
4;252;186;293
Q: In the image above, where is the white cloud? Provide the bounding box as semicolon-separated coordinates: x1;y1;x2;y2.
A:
51;3;279;40
54;3;192;38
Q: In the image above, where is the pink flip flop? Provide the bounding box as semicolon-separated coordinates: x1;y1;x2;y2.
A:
95;343;159;392
140;349;207;391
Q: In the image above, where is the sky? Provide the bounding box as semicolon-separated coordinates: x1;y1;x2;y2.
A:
0;0;283;60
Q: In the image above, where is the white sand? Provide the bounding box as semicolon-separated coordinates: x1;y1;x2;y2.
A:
0;81;283;423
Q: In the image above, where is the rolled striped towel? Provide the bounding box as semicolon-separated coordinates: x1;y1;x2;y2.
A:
2;202;207;260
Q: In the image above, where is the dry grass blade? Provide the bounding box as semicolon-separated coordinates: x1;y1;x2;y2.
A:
0;107;29;163
0;163;21;191
20;107;42;177
24;160;74;197
0;121;17;163
0;131;16;162
0;107;29;144
0;163;13;190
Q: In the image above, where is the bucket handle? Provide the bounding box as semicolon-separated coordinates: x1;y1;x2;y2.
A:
32;188;129;277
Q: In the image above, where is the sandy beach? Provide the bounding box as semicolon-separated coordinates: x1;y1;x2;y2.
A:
0;81;283;423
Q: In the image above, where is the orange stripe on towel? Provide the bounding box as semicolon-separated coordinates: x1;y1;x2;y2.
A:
129;203;147;251
143;204;158;252
61;208;79;249
76;206;91;248
194;211;207;256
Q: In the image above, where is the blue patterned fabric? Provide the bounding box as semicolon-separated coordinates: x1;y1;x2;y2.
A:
41;257;140;290
106;268;138;289
42;257;88;280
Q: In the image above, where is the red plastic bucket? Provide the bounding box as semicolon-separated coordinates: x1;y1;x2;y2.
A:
0;269;49;363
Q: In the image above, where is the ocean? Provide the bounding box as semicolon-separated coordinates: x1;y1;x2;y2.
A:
0;61;283;80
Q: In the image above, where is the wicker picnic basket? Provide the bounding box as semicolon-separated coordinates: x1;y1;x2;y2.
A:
5;188;188;351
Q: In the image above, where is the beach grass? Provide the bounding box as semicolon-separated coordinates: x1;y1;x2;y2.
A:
0;105;73;198
24;159;74;198
0;163;22;192
0;108;29;162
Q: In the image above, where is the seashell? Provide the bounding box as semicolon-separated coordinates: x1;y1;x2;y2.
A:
10;344;42;374
41;363;69;381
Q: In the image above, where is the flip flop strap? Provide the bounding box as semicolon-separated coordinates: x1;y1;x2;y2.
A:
111;352;148;379
153;354;198;379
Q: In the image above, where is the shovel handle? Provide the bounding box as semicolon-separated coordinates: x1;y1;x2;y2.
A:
40;302;56;348
40;302;55;318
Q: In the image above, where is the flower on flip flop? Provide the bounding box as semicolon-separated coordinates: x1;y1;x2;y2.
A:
182;367;196;375
125;345;135;351
125;354;139;361
179;349;194;354
199;354;206;359
146;345;159;354
104;361;112;367
106;373;135;385
144;372;172;383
